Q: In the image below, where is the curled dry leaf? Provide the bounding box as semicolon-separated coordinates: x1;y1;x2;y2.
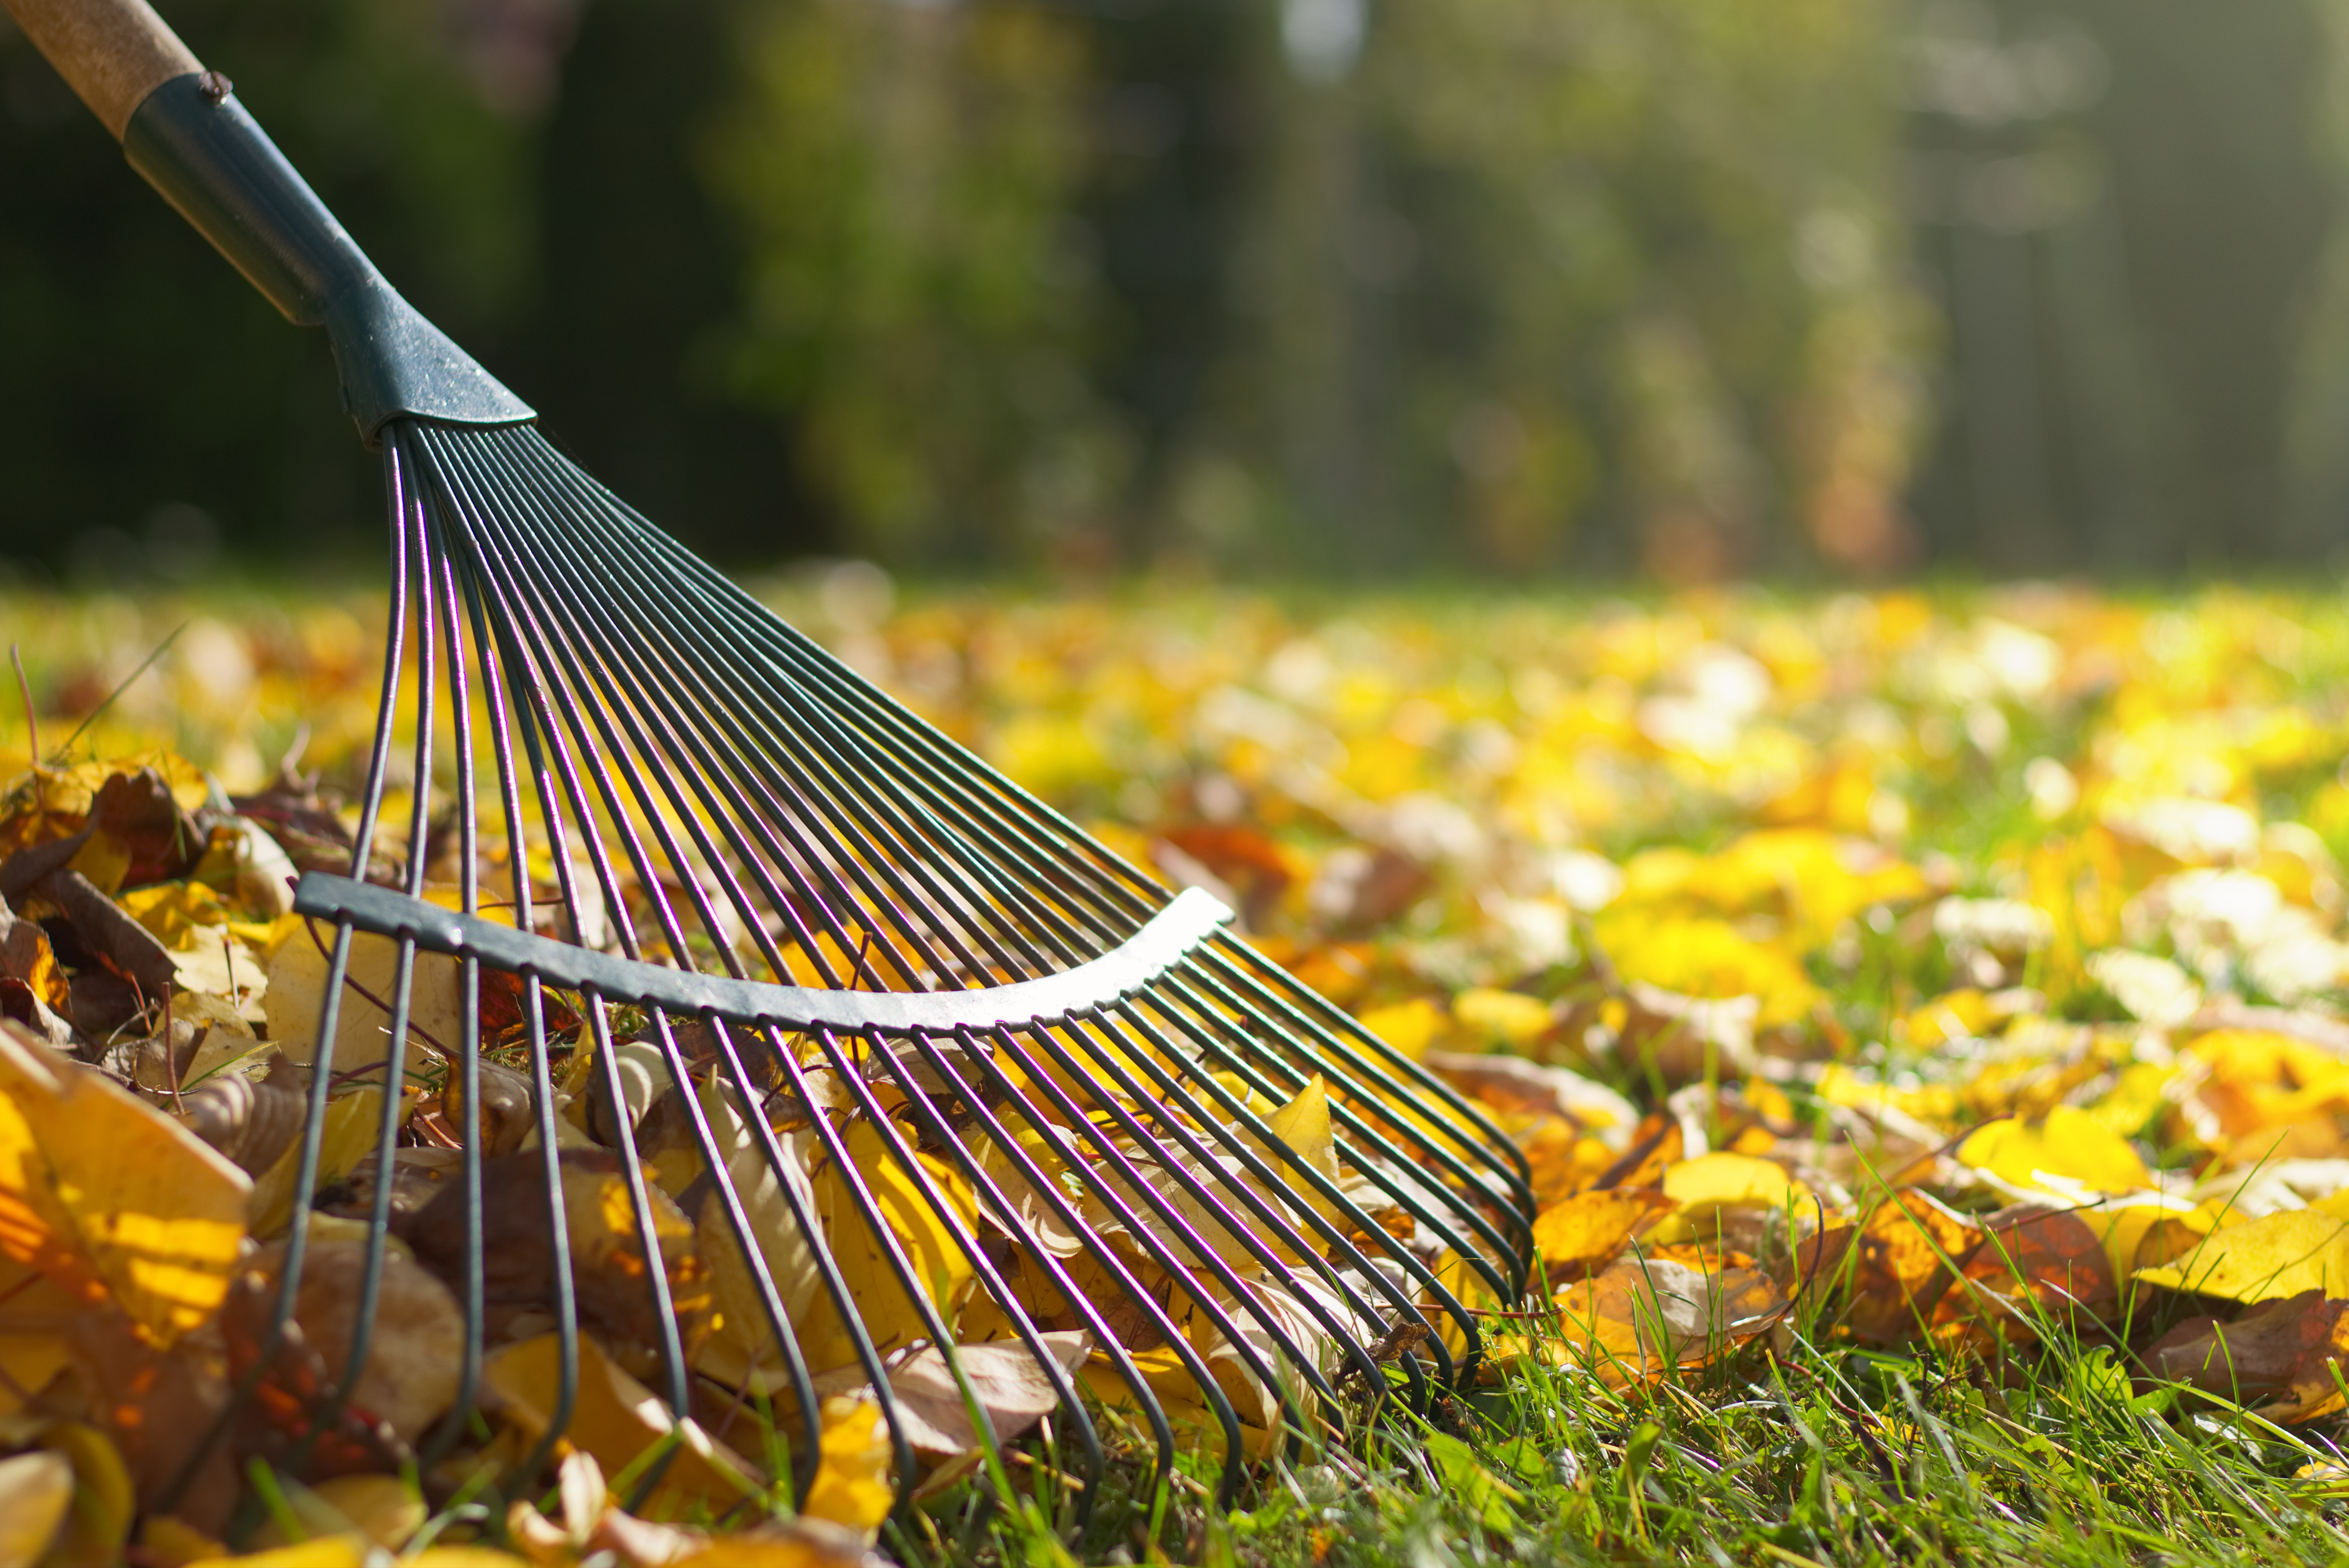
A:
178;1054;306;1175
2144;1289;2349;1424
404;1149;710;1375
39;869;177;1008
1553;1256;1788;1385
257;1236;465;1443
442;1058;539;1158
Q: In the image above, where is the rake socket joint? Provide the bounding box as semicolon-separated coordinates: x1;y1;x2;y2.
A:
121;72;535;444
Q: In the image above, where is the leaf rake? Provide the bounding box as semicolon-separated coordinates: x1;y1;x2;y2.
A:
3;0;1533;1529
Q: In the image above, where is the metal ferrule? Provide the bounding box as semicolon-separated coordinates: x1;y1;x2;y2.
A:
121;72;534;445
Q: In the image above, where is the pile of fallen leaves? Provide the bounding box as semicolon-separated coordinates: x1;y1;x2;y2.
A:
8;580;2349;1560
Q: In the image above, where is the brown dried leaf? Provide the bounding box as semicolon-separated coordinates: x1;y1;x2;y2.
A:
1796;1188;1982;1346
2144;1289;2349;1424
1933;1206;2117;1351
404;1149;709;1378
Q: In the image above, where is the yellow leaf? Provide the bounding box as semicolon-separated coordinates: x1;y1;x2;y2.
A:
1957;1106;2150;1196
0;1024;248;1345
792;1122;976;1376
38;1421;134;1568
1451;990;1553;1050
2135;1209;2349;1303
802;1396;892;1537
1248;1075;1341;1223
1590;912;1821;1028
484;1332;761;1515
1355;997;1443;1062
250;1475;424;1553
1530;1188;1675;1277
0;1257;72;1420
136;1516;228;1567
1642;1153;1810;1245
204;1543;365;1568
262;928;463;1075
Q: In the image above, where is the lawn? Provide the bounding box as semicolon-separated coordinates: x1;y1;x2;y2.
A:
5;577;2349;1566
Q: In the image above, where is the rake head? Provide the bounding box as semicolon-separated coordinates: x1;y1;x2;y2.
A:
268;418;1536;1515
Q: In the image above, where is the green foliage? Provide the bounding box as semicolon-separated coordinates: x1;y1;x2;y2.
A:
705;0;1111;567
1212;0;1926;578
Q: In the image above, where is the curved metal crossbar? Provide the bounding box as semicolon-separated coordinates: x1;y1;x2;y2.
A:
296;875;1235;1033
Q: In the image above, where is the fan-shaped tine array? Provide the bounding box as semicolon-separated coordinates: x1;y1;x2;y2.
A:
237;419;1535;1520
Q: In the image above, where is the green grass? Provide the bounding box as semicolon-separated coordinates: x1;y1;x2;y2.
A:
885;1333;2349;1568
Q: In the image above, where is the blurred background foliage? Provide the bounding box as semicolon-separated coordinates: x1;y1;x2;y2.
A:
0;0;2344;581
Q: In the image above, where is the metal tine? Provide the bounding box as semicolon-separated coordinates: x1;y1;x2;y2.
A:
473;432;1103;992
1163;959;1527;1307
416;477;490;1469
868;1022;1188;1496
488;434;1160;959
533;468;1153;909
969;1017;1328;1476
381;429;1539;1512
1200;941;1537;1208
1077;954;1519;1314
433;445;932;1497
1077;994;1447;1396
583;996;697;1511
502;452;1521;1270
428;430;591;1487
316;463;441;1447
437;429;985;995
433;455;907;1499
648;1011;831;1504
936;1019;1264;1501
993;1005;1387;1398
873;1018;1262;1502
786;1020;1111;1518
159;436;429;1513
469;475;1009;996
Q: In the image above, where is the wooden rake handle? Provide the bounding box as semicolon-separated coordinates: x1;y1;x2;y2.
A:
2;0;201;140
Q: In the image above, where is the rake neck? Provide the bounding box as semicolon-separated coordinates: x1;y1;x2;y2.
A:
121;72;535;444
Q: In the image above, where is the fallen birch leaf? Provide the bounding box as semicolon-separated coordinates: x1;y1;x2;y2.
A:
484;1333;761;1515
0;1021;248;1344
0;1449;72;1568
2135;1208;2349;1302
802;1397;892;1538
1958;1107;2151;1196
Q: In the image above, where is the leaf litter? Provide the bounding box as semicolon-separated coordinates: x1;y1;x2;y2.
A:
9;585;2349;1559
